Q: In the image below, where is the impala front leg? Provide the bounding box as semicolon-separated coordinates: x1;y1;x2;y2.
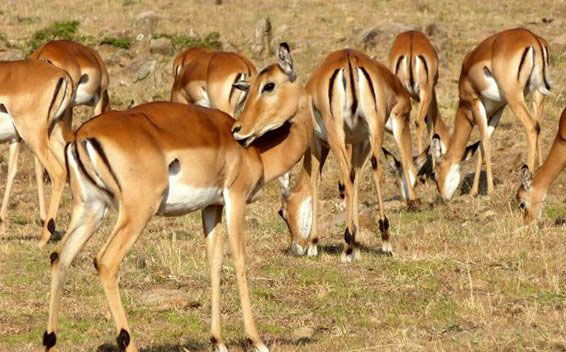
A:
224;190;268;352
0;141;20;225
202;205;227;352
471;101;494;195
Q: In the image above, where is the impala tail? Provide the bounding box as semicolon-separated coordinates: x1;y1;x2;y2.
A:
521;35;552;95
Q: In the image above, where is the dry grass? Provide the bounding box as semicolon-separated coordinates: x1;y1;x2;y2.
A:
2;0;566;351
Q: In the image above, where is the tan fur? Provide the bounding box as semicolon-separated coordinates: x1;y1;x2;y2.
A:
44;97;312;351
234;46;417;260
433;28;550;200
389;31;449;154
170;48;257;116
517;107;566;223
0;60;73;245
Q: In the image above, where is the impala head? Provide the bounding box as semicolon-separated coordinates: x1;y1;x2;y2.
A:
386;134;481;201
231;42;301;147
516;164;542;223
278;186;312;256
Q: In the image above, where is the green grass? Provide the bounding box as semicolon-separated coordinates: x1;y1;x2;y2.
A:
99;36;131;49
25;20;94;54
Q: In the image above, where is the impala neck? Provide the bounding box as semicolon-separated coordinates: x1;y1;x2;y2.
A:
253;93;313;183
441;101;473;166
430;91;451;150
532;137;566;199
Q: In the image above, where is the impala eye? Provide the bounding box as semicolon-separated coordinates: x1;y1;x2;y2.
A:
519;202;526;210
262;82;275;93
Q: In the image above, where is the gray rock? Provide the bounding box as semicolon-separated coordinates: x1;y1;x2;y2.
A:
150;37;173;55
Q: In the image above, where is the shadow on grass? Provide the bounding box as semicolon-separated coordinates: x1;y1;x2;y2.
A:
281;243;394;257
1;230;63;242
97;335;316;351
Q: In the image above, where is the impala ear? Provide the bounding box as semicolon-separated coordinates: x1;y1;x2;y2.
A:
277;42;296;82
232;80;250;92
519;164;533;191
431;134;442;163
462;141;480;161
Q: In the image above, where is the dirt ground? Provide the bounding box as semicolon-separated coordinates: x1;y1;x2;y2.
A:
2;0;566;351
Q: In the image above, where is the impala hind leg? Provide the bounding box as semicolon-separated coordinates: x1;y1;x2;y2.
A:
0;141;20;225
203;205;228;352
95;206;156;352
95;89;111;115
44;199;106;351
532;89;546;166
471;101;494;195
369;132;392;255
37;150;67;247
506;93;539;173
224;190;268;352
34;156;47;224
416;86;434;155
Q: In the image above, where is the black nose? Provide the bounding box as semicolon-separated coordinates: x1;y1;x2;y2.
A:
232;125;241;133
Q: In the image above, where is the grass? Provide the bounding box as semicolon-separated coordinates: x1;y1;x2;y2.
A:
1;0;566;351
154;31;223;51
25;20;93;54
99;36;132;49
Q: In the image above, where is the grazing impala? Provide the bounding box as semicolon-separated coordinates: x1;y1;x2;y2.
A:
170;47;257;116
31;40;111;115
517;107;566;223
232;44;417;261
0;60;73;243
403;28;550;200
43;45;314;352
389;30;450;155
19;40;111;237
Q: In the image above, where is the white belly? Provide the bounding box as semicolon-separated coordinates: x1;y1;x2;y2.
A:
481;74;504;103
74;84;94;106
158;176;223;216
0;112;18;143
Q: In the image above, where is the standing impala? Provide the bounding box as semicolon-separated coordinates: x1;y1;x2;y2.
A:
0;60;73;243
389;30;450;155
396;28;550;200
12;40;111;241
232;45;417;261
517;106;566;223
170;47;257;116
43;45;314;352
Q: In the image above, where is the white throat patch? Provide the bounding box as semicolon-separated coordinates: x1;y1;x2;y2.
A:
442;164;460;200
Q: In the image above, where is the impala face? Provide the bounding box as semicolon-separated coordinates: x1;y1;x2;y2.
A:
231;43;300;147
516;164;542;223
278;191;313;256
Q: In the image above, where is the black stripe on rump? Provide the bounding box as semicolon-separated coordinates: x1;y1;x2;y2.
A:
417;55;429;82
328;68;340;118
358;66;377;113
517;46;531;81
86;138;122;192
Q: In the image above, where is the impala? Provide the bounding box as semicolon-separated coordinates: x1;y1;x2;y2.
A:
517;106;566;223
19;40;110;243
0;60;73;243
43;45;313;352
389;30;450;155
232;45;417;261
170;47;257;116
388;28;550;200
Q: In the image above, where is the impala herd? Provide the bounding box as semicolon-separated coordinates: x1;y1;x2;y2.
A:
0;26;563;351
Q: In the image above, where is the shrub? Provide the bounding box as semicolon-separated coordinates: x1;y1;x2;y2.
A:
100;36;132;49
154;31;222;51
26;20;93;54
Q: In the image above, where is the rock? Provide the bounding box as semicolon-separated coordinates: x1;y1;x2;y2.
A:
139;288;198;311
150;37;172;55
131;56;156;82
